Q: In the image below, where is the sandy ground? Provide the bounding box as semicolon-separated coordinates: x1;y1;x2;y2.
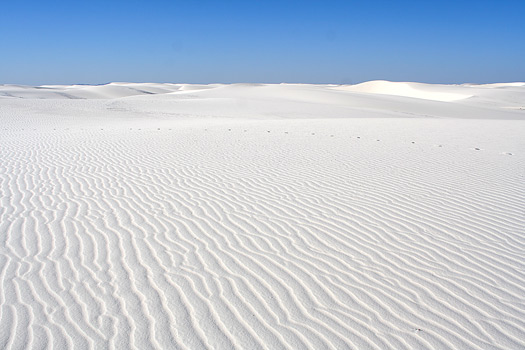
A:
1;82;524;349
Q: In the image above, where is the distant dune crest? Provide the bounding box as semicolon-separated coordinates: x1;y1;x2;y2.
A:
1;81;524;120
335;80;473;101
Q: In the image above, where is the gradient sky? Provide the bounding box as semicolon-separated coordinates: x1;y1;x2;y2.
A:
1;0;524;85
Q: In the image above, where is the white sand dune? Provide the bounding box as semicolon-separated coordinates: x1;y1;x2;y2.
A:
334;80;473;102
1;82;524;349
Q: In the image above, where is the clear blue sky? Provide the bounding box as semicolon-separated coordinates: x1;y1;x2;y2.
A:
1;0;524;85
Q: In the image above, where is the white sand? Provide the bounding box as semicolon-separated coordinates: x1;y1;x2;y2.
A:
1;82;524;349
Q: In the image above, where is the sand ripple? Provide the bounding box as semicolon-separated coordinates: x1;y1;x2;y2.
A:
1;119;524;349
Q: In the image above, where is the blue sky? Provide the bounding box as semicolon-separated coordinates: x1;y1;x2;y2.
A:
1;0;524;85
